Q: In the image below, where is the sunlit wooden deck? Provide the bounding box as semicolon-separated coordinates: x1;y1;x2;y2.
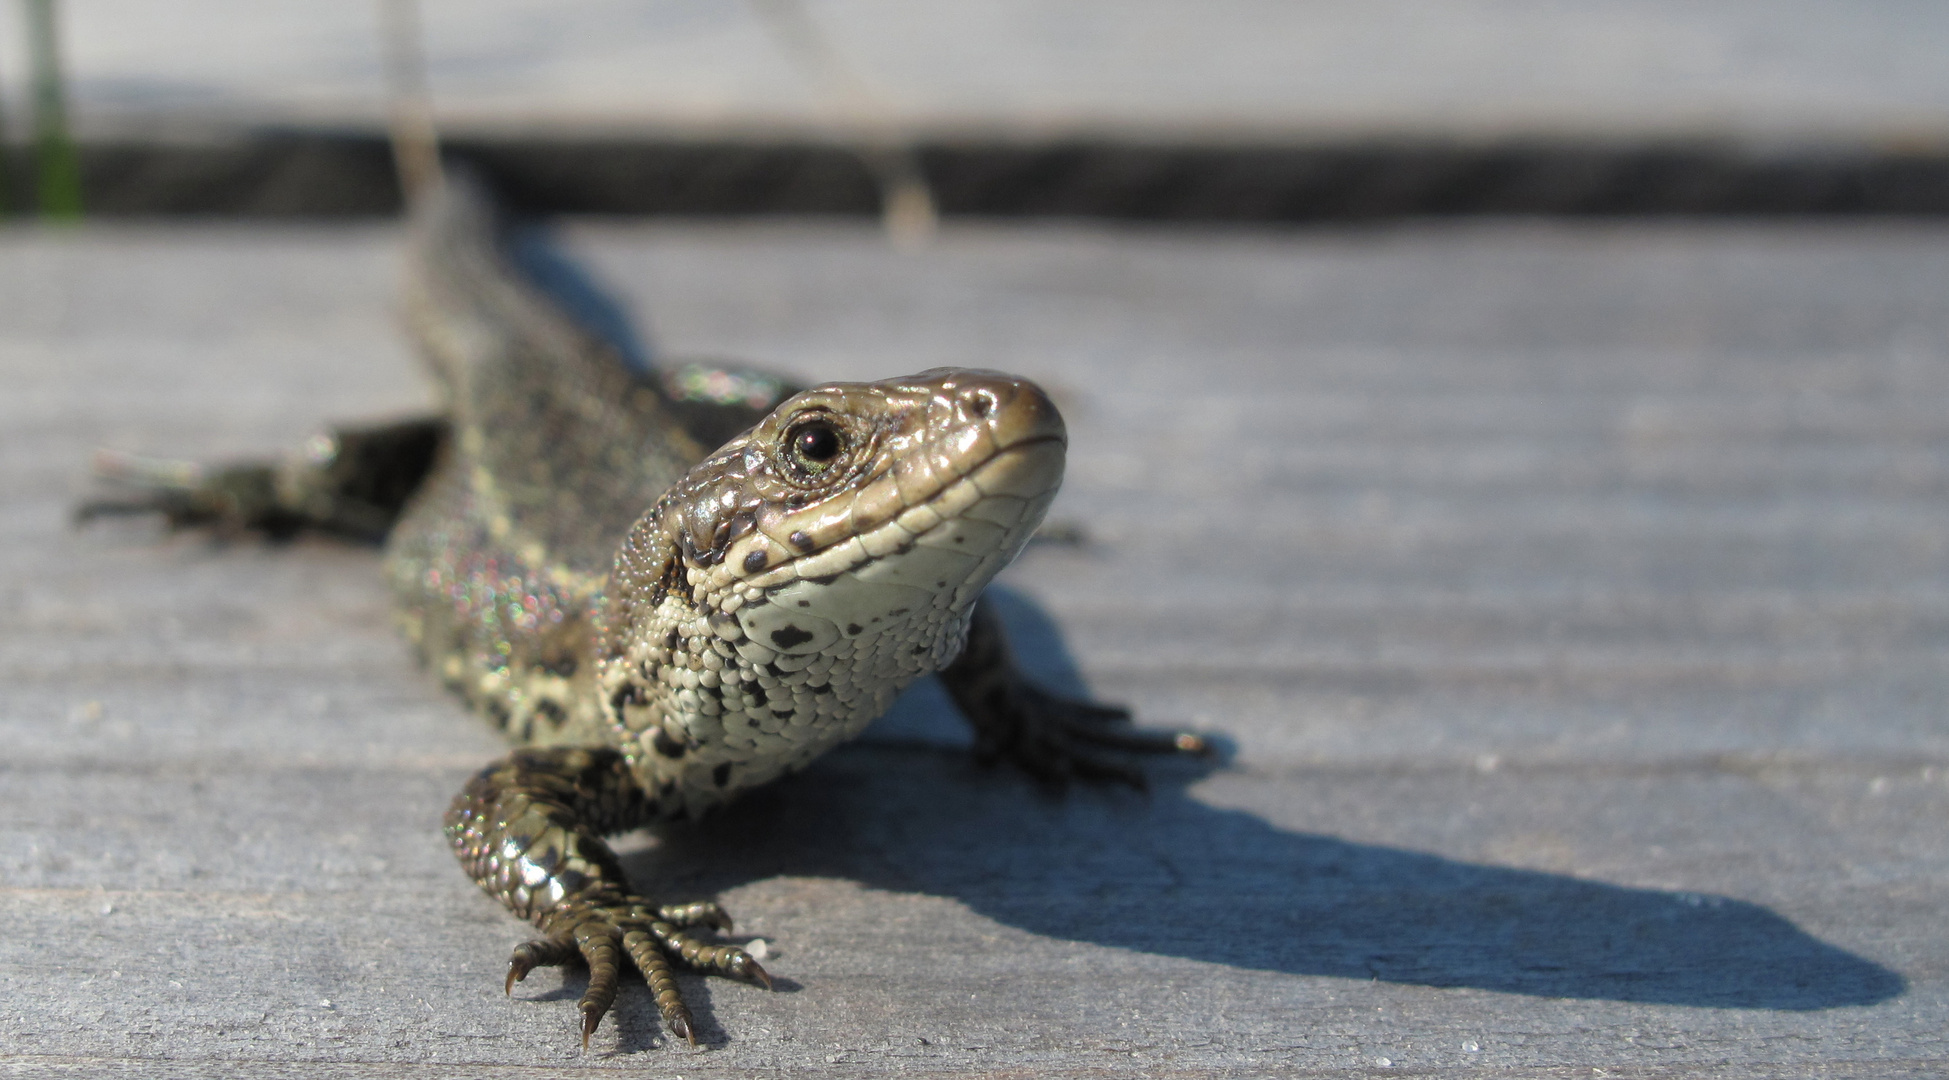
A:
3;216;1946;1076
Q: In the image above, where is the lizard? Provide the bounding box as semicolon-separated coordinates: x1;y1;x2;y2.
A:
78;168;1205;1049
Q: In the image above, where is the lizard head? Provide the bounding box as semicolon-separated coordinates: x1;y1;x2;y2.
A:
601;368;1066;810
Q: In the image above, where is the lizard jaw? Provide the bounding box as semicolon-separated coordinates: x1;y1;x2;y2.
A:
644;434;1063;813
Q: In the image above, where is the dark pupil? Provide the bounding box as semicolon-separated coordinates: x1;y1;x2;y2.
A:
793;423;841;463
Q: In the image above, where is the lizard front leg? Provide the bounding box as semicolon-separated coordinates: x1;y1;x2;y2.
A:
444;747;770;1047
941;597;1208;788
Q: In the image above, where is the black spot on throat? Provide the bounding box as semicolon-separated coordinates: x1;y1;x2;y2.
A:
770;625;815;649
713;762;732;787
743;549;768;573
534;700;567;728
789;530;816;552
652;729;687;758
609;683;647;714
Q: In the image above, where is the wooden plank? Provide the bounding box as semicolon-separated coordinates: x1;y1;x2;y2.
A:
1;219;1945;1075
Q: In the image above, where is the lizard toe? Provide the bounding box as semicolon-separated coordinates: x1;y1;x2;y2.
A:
505;936;577;994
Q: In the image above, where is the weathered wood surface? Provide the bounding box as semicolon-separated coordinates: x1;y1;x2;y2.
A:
2;219;1947;1077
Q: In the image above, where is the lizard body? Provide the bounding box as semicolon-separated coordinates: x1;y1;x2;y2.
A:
82;170;1200;1049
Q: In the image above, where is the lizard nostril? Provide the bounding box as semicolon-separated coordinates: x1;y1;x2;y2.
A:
962;389;996;420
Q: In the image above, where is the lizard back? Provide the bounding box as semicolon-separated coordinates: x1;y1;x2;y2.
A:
385;174;709;745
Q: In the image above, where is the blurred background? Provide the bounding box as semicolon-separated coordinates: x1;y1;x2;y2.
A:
1;0;1948;220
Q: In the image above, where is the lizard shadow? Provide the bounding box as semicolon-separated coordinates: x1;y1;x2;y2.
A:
622;587;1904;1036
506;223;659;377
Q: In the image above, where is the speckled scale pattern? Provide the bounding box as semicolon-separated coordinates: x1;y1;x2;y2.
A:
384;174;708;746
444;746;764;1045
390;177;802;1041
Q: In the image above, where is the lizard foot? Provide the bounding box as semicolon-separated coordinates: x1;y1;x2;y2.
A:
75;418;444;541
75;450;304;538
506;899;770;1048
942;598;1205;790
967;678;1207;790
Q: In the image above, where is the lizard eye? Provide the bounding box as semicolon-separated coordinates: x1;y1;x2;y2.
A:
785;419;844;474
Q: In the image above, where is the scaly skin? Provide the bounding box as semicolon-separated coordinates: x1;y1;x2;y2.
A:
444;746;763;1045
82;171;1205;1050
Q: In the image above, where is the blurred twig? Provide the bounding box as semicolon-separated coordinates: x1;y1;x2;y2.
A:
23;0;81;219
747;0;936;247
377;0;442;199
0;58;14;214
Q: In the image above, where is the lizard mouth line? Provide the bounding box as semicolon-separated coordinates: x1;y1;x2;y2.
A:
736;434;1065;594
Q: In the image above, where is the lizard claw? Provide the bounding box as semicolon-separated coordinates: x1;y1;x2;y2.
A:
501;899;764;1049
506;936;576;994
580;1003;603;1049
